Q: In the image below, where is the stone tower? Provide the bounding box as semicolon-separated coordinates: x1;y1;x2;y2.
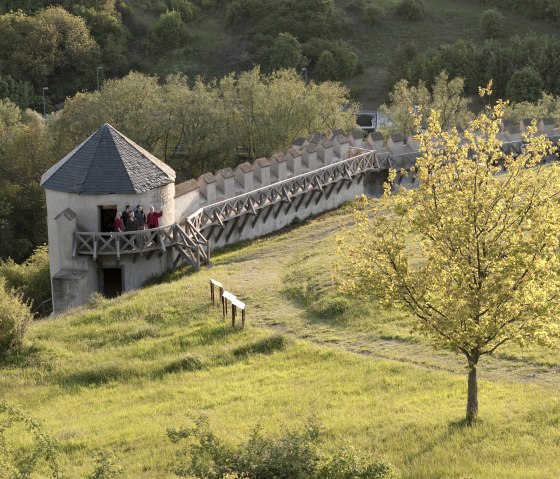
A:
41;123;177;313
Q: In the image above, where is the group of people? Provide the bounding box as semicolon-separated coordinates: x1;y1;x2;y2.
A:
114;205;163;233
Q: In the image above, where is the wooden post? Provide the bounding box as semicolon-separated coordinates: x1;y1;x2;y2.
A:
232;304;236;327
210;279;214;304
241;308;246;328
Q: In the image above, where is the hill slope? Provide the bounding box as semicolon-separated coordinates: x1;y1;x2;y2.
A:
1;203;559;478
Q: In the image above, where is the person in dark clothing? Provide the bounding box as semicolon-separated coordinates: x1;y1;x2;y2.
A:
147;206;163;229
135;205;147;229
127;211;139;248
121;204;131;231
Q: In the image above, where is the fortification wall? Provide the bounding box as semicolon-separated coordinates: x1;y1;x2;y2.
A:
174;118;560;252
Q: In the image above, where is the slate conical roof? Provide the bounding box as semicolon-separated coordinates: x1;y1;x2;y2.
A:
40;123;175;195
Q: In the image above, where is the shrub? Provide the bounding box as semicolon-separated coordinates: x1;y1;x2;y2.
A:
0;401;60;477
148;10;188;50
365;4;385;25
480;8;505;39
88;292;107;309
267;32;305;71
396;0;426;21
87;450;125;479
167;417;399;478
0;279;31;354
506;66;545;102
169;0;196;21
0;245;51;313
315;49;337;81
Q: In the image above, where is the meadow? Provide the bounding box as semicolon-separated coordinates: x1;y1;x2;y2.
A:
0;203;558;478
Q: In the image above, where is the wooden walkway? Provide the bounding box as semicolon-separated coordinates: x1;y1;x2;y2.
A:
73;222;210;270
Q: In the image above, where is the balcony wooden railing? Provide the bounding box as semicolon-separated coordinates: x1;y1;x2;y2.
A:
73;223;209;270
184;148;384;240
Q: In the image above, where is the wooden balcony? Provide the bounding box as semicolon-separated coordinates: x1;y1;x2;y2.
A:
73;223;209;269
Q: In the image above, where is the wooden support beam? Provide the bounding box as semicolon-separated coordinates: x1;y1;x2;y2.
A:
214;211;224;228
305;190;316;208
251;207;263;228
116;236;120;261
325;183;337;200
315;190;324;205
93;237;98;261
214;222;225;242
173;252;181;267
295;194;306;212
273;202;284;219
205;226;215;244
284;199;294;215
263;204;275;223
225;216;240;242
248;198;258;215
239;212;251;234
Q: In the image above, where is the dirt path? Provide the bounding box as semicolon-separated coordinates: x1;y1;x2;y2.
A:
213;211;560;389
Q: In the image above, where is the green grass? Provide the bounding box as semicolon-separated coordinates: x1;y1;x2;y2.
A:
0;206;559;478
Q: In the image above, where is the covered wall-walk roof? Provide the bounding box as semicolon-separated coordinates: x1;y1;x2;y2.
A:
40;123;175;195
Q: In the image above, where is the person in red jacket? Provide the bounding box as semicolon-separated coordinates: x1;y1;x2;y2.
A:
114;212;123;232
147;206;163;229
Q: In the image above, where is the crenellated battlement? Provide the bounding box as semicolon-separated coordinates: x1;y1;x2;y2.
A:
42;120;560;312
175;119;560;249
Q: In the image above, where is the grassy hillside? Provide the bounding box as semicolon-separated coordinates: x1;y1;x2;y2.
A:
163;0;560;106
1;203;559;478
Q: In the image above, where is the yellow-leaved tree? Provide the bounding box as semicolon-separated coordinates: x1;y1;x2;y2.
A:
336;87;560;425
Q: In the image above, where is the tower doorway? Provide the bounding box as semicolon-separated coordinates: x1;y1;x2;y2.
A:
102;267;123;298
99;205;118;232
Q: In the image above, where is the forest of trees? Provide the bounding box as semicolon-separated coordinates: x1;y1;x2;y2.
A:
2;0;560;266
0;68;356;262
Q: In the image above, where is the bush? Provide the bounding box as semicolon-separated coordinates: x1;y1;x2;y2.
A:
365;4;385;25
167;417;399;478
313;41;360;81
0;245;51;313
315;49;337;81
267;32;305;71
480;8;505;39
0;402;61;477
87;450;125;479
148;10;188;50
169;0;196;22
396;0;426;21
0;279;31;354
506;66;545;102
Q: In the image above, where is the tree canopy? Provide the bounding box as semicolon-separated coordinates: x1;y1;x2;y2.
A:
379;71;472;137
0;68;357;262
337;87;560;424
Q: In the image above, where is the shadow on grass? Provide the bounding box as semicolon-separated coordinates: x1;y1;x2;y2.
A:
159;354;205;375
232;334;287;358
196;323;243;345
57;364;139;389
143;264;197;286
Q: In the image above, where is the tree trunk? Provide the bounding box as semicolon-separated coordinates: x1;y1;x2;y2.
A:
466;363;478;426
